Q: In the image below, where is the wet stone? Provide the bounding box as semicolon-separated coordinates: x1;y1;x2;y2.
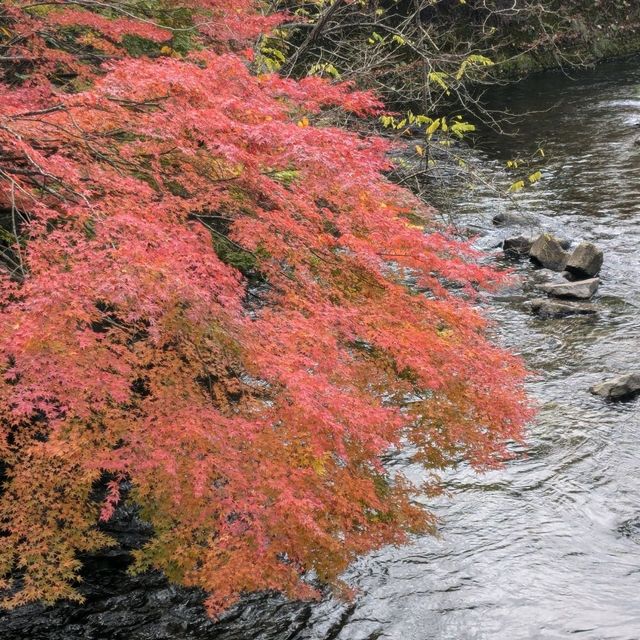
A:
590;373;640;401
537;277;600;300
503;235;536;256
527;298;598;318
493;212;539;227
531;269;570;284
529;234;570;271
566;242;604;279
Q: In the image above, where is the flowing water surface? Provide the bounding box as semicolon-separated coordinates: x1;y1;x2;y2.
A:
287;57;640;640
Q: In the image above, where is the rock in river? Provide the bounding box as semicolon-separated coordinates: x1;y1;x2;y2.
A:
529;234;570;271
537;277;600;300
493;212;539;227
565;242;603;278
527;298;597;318
590;373;640;400
503;234;536;256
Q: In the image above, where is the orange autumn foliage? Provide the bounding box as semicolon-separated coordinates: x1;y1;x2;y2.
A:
0;0;531;615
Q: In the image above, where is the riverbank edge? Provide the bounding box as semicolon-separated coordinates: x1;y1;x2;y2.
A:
497;22;640;77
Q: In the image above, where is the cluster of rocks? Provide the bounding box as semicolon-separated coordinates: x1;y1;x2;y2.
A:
496;216;639;402
528;235;602;318
499;225;603;318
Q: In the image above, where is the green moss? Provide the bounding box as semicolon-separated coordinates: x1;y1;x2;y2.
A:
490;0;640;77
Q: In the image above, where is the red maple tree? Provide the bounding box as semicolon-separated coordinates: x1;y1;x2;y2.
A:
0;0;531;615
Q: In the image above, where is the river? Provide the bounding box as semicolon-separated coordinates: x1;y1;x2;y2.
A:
280;56;640;640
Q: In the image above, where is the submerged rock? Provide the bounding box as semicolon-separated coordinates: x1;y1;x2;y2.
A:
566;242;604;278
618;517;640;543
527;298;597;318
537;277;600;300
529;234;570;271
493;212;538;227
502;234;536;256
590;373;640;400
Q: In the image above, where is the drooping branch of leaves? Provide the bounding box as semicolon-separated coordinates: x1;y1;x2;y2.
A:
0;0;531;616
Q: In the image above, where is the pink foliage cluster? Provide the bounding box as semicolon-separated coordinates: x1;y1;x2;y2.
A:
47;8;173;43
0;0;531;616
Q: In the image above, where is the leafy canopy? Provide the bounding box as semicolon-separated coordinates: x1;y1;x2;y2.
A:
0;0;530;616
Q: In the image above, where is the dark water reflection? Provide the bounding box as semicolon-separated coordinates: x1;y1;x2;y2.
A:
291;58;640;639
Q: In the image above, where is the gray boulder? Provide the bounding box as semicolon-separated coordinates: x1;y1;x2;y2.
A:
566;242;603;278
527;298;597;318
590;373;640;400
529;234;570;271
537;277;600;300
